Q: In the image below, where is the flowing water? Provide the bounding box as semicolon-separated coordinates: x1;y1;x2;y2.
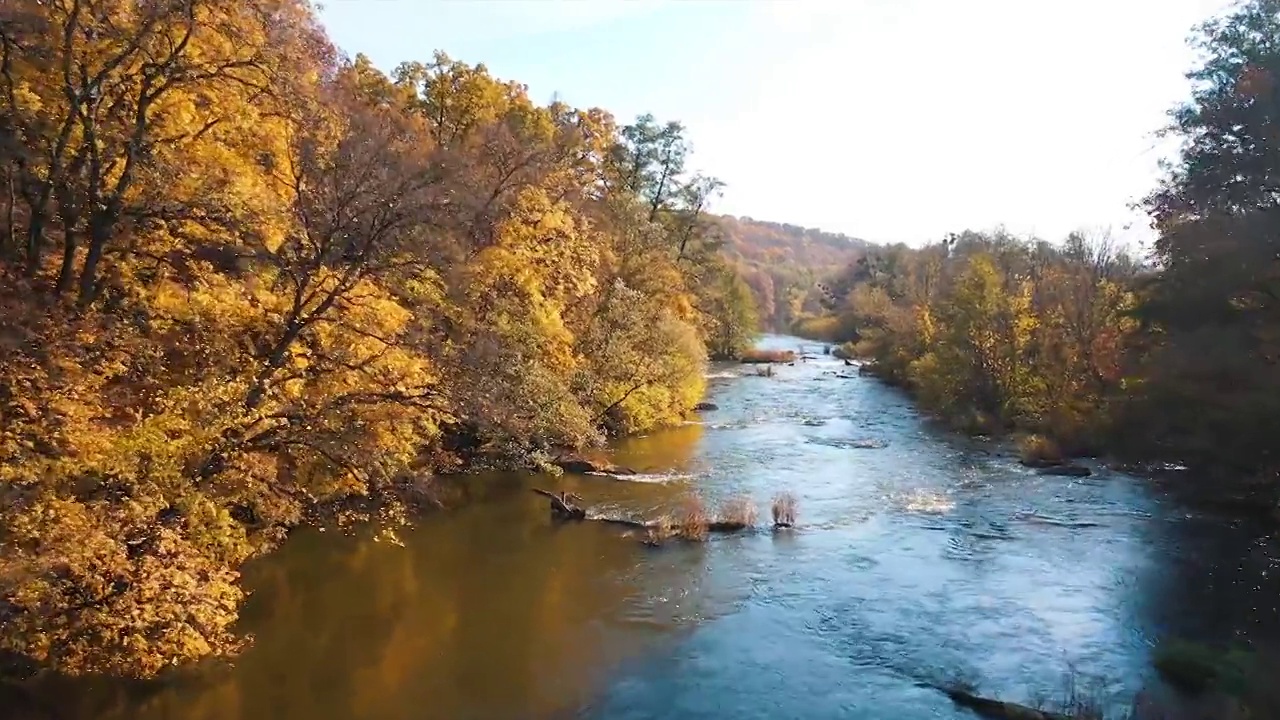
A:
71;336;1280;719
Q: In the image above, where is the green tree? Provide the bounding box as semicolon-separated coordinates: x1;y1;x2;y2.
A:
703;266;760;359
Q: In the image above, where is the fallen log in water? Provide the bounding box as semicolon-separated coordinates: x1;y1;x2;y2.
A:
531;490;795;540
590;515;652;531
532;488;586;520
935;686;1071;720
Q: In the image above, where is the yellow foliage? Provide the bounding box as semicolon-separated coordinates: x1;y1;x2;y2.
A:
0;0;738;680
814;233;1140;452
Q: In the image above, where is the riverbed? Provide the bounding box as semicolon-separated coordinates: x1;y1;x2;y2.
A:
80;335;1279;719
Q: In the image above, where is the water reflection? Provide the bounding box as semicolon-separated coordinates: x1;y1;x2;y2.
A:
34;335;1280;720
87;472;705;720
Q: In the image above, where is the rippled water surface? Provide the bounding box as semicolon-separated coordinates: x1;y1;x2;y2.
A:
84;335;1280;720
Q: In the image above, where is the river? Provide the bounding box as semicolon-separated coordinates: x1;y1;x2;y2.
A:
72;335;1280;719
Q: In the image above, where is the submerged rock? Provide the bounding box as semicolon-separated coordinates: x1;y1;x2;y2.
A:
1019;453;1092;476
554;457;597;474
1019;458;1064;469
1037;464;1092;477
553;457;636;476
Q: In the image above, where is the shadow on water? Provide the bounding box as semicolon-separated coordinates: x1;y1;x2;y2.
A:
32;334;1280;720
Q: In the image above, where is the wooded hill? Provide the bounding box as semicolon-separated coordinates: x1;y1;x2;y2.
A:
714;215;866;331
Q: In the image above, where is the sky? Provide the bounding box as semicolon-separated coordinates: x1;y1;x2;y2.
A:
317;0;1236;250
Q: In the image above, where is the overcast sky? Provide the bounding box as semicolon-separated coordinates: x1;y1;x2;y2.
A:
318;0;1234;250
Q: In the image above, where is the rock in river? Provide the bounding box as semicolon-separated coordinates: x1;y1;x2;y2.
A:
1037;464;1092;477
553;456;636;476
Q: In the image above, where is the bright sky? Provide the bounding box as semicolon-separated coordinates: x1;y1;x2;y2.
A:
318;0;1234;250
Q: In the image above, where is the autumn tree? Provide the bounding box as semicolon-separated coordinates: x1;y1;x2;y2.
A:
0;0;328;302
0;0;744;682
1124;0;1280;476
701;265;760;360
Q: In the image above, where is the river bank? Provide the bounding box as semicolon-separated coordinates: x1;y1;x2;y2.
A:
837;350;1280;526
6;334;1277;720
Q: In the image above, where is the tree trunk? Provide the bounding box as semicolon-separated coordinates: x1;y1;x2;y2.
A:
76;218;109;305
55;226;77;295
4;166;14;259
24;212;44;276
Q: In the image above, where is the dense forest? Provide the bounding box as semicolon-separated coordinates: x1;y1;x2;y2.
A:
0;0;765;679
795;0;1280;497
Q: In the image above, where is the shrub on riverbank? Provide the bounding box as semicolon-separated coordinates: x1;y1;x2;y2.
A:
1018;434;1065;466
0;0;758;681
1149;639;1280;715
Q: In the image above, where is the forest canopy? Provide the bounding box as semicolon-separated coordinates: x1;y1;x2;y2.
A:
0;0;764;679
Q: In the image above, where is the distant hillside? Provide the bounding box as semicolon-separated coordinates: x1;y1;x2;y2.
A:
714;215;867;331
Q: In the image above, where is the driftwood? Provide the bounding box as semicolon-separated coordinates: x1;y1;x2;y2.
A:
936;687;1071;720
531;490;790;535
1038;464;1092;477
1018;458;1093;477
532;488;586;520
1019;458;1064;469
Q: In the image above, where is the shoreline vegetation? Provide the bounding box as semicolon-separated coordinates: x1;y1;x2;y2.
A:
0;0;763;683
789;0;1280;526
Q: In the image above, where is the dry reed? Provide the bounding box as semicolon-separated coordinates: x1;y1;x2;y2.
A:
716;495;758;527
771;491;797;527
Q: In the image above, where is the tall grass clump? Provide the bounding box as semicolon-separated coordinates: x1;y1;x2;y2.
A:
771;492;797;527
716;496;757;527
